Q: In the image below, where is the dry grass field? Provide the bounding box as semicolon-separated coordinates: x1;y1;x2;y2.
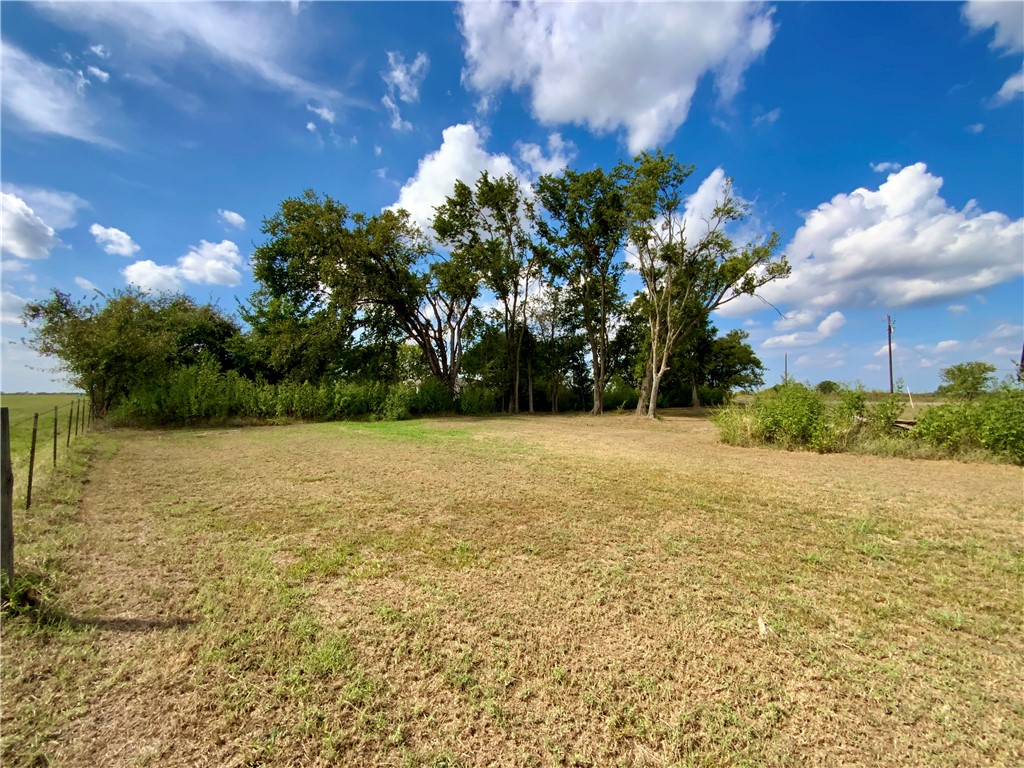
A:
2;412;1022;767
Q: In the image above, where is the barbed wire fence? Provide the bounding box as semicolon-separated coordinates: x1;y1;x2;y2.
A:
1;399;92;585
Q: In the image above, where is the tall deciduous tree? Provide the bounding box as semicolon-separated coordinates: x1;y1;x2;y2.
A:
619;151;789;417
249;191;480;393
246;190;364;383
534;168;628;415
434;172;539;411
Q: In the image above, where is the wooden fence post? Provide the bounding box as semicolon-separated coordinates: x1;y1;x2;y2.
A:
26;414;38;511
66;402;73;448
1;408;14;585
53;405;58;467
74;399;80;438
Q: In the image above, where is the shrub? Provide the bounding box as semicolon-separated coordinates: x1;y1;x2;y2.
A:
712;405;758;447
416;378;454;415
976;388;1024;462
866;392;904;436
915;388;1024;463
458;383;497;415
379;383;416;421
751;383;824;448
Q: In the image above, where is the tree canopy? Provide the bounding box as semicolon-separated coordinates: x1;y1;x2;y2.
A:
24;151;788;423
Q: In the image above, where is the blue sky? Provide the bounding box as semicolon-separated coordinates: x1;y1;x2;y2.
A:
2;0;1022;393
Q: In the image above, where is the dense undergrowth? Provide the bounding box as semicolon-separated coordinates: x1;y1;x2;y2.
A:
714;382;1024;464
108;356;500;426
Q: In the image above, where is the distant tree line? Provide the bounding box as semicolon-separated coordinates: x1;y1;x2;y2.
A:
23;151;789;424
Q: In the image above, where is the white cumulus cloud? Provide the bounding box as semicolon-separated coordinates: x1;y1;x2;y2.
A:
1;290;29;325
749;163;1024;312
122;239;244;293
177;240;243;286
773;308;820;331
218;209;246;229
1;193;58;261
962;1;1024;53
391;123;519;234
459;1;775;152
2;184;87;232
762;311;846;349
870;161;902;173
934;339;959;352
516;133;577;177
90;223;140;256
962;2;1024;106
947;304;969;315
89;43;110;59
122;260;182;292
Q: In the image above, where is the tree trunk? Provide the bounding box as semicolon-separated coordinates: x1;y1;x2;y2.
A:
527;359;534;413
635;360;652;416
591;385;603;415
691;377;702;408
512;365;520;414
647;372;662;419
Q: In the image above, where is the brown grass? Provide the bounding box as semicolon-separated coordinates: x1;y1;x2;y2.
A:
2;413;1022;767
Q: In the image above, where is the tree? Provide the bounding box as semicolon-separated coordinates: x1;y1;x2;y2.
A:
659;323;764;406
245;190;367;383
938;361;997;400
618;151;789;417
529;282;587;412
23;288;241;415
250;191;480;394
534;168;628;414
816;380;840;395
704;329;765;396
355;209;479;393
433;172;539;411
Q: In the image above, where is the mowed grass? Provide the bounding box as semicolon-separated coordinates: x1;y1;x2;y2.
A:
1;413;1021;766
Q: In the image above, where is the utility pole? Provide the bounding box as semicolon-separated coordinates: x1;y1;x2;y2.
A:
784;352;788;383
887;315;895;394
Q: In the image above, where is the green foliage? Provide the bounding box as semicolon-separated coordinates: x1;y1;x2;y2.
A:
379;384;417;421
457;383;498;415
751;383;824;447
603;375;638;410
937;361;997;400
866;392;905;436
716;379;1023;464
816;380;840;395
915;387;1024;462
22;288;242;415
415;378;454;415
715;383;865;454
